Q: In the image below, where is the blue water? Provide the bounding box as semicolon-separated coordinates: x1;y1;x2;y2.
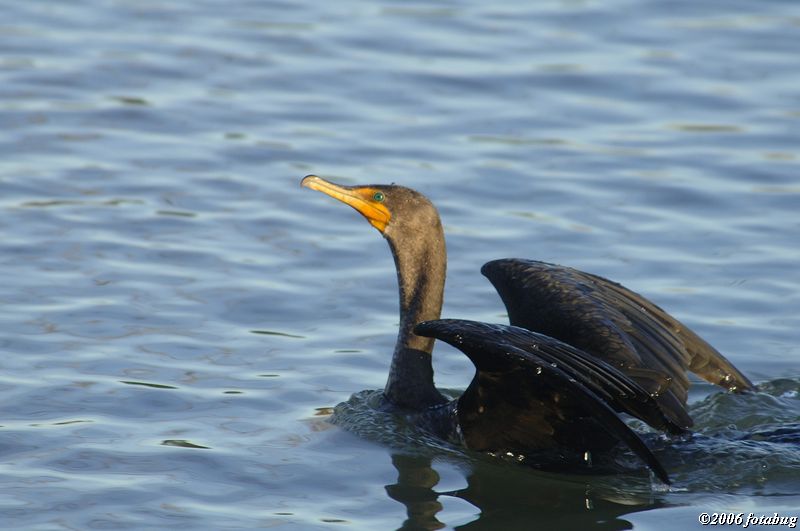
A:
0;0;798;529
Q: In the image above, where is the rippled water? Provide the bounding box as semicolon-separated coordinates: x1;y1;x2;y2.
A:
1;0;798;529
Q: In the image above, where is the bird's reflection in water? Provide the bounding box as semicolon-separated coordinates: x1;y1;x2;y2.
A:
385;453;664;531
386;455;446;531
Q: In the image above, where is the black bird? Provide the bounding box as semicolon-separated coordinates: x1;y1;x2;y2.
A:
301;175;753;484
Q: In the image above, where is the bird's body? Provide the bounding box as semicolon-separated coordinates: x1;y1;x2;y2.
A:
301;175;753;484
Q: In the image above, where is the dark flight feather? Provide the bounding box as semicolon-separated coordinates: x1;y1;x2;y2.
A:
481;258;753;430
415;319;672;484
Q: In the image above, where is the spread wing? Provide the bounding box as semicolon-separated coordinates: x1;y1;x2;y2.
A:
481;258;754;430
414;319;672;484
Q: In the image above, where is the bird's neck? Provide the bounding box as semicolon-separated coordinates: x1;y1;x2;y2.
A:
384;227;448;410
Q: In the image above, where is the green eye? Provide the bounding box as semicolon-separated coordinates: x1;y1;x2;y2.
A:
373;191;385;202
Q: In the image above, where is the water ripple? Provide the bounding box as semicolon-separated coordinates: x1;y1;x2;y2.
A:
0;0;798;528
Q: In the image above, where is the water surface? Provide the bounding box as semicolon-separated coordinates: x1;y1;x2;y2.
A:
0;0;798;529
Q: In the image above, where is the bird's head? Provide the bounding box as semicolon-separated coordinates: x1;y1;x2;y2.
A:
301;175;440;240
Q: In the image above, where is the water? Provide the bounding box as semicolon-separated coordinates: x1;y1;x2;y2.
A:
0;0;798;528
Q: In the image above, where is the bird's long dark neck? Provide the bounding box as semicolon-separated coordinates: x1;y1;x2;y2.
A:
384;224;448;410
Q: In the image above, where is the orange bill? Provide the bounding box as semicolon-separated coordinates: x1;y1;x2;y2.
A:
301;175;391;232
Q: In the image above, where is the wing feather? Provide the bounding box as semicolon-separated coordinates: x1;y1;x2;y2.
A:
414;319;671;484
481;258;753;430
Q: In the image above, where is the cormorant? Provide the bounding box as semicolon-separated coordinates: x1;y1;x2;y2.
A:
301;175;753;484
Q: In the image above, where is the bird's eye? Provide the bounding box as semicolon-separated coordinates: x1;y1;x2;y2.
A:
373;191;385;202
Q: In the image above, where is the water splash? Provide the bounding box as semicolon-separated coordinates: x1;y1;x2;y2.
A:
331;378;800;497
